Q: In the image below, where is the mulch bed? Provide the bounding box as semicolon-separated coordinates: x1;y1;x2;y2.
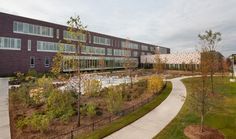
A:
184;125;225;139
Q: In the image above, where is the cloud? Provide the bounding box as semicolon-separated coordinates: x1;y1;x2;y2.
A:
0;0;235;56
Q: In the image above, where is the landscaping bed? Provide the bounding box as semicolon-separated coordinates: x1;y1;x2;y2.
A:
9;74;166;139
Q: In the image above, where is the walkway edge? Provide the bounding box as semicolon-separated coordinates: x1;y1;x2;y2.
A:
104;76;189;139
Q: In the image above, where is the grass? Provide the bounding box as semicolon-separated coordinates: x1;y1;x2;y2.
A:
154;76;236;139
77;82;172;139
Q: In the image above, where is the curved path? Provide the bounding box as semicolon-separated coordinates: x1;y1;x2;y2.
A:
0;78;11;139
104;76;188;139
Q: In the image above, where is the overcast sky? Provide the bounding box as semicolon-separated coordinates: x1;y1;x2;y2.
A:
0;0;235;56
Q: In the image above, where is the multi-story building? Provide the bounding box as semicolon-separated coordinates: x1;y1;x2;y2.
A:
0;12;170;76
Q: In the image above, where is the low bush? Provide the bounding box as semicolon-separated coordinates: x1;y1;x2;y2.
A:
86;103;96;118
10;83;35;107
105;86;123;114
83;79;102;97
16;113;50;133
46;90;76;121
147;75;164;94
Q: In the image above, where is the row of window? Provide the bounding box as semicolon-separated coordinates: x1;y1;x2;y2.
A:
62;56;138;71
13;21;53;38
37;41;76;53
12;21;161;52
0;36;150;57
30;56;50;68
29;55;139;71
0;37;21;50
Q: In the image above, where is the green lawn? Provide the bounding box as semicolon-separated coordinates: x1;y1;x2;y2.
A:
77;82;172;139
154;77;236;139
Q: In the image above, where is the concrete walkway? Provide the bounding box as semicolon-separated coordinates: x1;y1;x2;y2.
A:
104;76;188;139
0;78;11;139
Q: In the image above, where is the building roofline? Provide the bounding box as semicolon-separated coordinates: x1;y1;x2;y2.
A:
0;12;169;49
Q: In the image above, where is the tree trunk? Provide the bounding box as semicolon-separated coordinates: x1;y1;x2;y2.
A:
200;113;204;132
210;72;214;94
130;69;133;88
77;44;81;127
201;76;206;133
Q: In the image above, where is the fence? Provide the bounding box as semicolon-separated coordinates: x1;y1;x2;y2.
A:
50;83;167;139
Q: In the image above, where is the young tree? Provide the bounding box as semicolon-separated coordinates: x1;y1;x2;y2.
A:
66;15;87;127
51;52;63;76
123;38;136;88
153;48;163;74
198;30;222;94
190;48;212;132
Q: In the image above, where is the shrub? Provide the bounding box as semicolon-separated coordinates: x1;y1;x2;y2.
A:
147;75;164;94
37;75;53;90
27;69;37;77
16;113;50;133
105;86;123;114
10;83;35;107
86;103;96;118
84;79;102;97
46;90;76;121
15;71;25;82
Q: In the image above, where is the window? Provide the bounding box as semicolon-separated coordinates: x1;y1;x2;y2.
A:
133;51;138;57
93;36;111;46
13;21;53;37
0;37;21;50
56;29;59;39
141;45;149;51
37;41;76;53
150;47;155;51
121;41;139;49
88;34;91;43
28;40;31;51
45;57;50;67
81;46;105;55
63;30;86;42
30;56;35;68
107;48;113;55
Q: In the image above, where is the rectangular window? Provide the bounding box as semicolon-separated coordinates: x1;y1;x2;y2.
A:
133;51;138;57
56;29;59;39
37;41;75;53
44;56;50;67
0;37;21;50
13;21;53;38
93;36;111;46
107;48;113;55
28;40;31;51
141;45;149;51
121;41;139;49
89;34;91;43
30;56;35;68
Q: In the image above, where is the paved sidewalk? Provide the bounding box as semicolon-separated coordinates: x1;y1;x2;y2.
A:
104;76;188;139
0;78;11;139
